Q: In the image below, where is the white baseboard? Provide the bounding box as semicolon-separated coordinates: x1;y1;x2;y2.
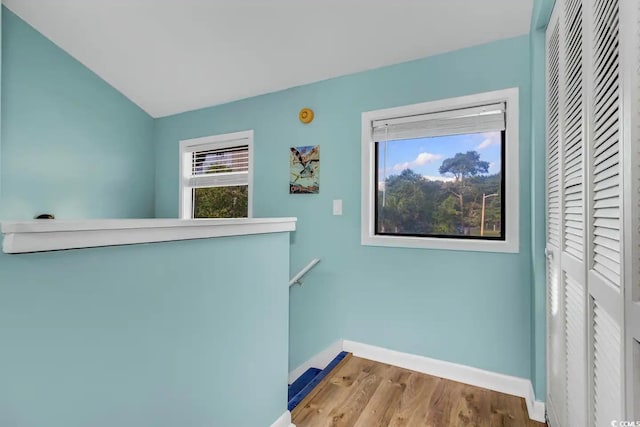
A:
525;381;546;423
270;410;294;427
288;340;344;384
288;339;545;424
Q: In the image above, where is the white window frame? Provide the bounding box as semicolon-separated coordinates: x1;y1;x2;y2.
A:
361;88;519;253
179;130;254;219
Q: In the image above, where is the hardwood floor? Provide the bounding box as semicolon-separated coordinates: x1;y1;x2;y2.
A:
291;354;546;427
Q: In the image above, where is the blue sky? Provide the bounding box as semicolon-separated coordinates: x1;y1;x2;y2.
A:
377;131;502;182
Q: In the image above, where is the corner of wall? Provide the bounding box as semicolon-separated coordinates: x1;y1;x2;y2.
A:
150;114;160;219
532;0;556;31
528;2;551;400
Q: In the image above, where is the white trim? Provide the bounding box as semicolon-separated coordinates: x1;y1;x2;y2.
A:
545;6;566;426
288;340;344;384
179;130;254;219
621;0;640;418
269;410;294;427
289;339;545;423
361;88;520;253
1;218;297;254
525;380;547;423
546;394;561;427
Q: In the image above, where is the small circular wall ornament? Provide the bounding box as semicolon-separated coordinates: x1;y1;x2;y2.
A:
299;108;314;124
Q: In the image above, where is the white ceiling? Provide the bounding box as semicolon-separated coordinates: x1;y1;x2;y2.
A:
4;0;533;118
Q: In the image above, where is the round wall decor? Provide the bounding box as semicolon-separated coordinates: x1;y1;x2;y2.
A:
299;108;314;124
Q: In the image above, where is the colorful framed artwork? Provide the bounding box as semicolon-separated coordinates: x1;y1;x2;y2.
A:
290;145;319;194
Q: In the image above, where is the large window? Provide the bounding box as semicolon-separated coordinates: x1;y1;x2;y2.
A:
179;130;253;219
361;89;519;252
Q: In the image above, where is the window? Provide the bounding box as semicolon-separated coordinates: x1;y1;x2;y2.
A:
361;89;519;252
179;130;253;219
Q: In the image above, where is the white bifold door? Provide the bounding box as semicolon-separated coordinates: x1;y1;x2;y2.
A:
545;0;638;425
621;0;640;420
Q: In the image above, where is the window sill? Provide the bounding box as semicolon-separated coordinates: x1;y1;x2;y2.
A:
362;234;519;253
1;218;297;254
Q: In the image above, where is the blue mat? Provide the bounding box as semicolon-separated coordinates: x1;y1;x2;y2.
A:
287;351;349;411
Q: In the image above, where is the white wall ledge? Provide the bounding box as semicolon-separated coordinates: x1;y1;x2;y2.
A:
1;218;297;254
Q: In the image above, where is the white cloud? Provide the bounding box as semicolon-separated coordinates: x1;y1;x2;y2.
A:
476;132;501;150
476;139;496;150
392;152;443;171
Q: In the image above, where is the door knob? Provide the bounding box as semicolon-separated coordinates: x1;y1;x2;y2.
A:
545;247;554;260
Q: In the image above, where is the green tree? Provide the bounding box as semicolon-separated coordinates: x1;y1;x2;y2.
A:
193;164;248;218
378;169;437;234
438;151;490;181
377;163;500;237
193;186;248;218
432;195;460;234
438;151;490;233
467;174;502;236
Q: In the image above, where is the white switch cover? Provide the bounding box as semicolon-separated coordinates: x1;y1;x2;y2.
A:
333;199;342;215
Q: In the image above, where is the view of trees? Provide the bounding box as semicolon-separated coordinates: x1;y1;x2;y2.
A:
377;150;502;238
192;162;248;218
193;186;248;218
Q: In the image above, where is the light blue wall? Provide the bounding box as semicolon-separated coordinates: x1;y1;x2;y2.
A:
0;10;293;427
0;233;290;427
0;3;551;412
1;8;155;220
154;36;535;382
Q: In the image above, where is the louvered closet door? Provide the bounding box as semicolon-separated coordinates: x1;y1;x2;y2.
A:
621;0;640;419
560;0;589;425
586;0;625;424
545;9;567;427
548;0;632;424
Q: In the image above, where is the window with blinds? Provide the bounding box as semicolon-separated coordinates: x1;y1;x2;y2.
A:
188;145;249;188
179;131;253;219
361;89;520;253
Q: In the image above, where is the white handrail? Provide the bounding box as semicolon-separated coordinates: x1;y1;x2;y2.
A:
289;258;320;287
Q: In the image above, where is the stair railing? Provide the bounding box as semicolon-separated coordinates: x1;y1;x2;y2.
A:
289;258;320;287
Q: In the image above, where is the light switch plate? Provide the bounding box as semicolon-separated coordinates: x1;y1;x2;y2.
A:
333;199;342;215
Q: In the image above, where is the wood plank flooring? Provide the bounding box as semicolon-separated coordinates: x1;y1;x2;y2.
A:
291;354;546;427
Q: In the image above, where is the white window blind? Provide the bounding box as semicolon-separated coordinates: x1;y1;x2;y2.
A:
371;103;506;141
184;143;249;188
